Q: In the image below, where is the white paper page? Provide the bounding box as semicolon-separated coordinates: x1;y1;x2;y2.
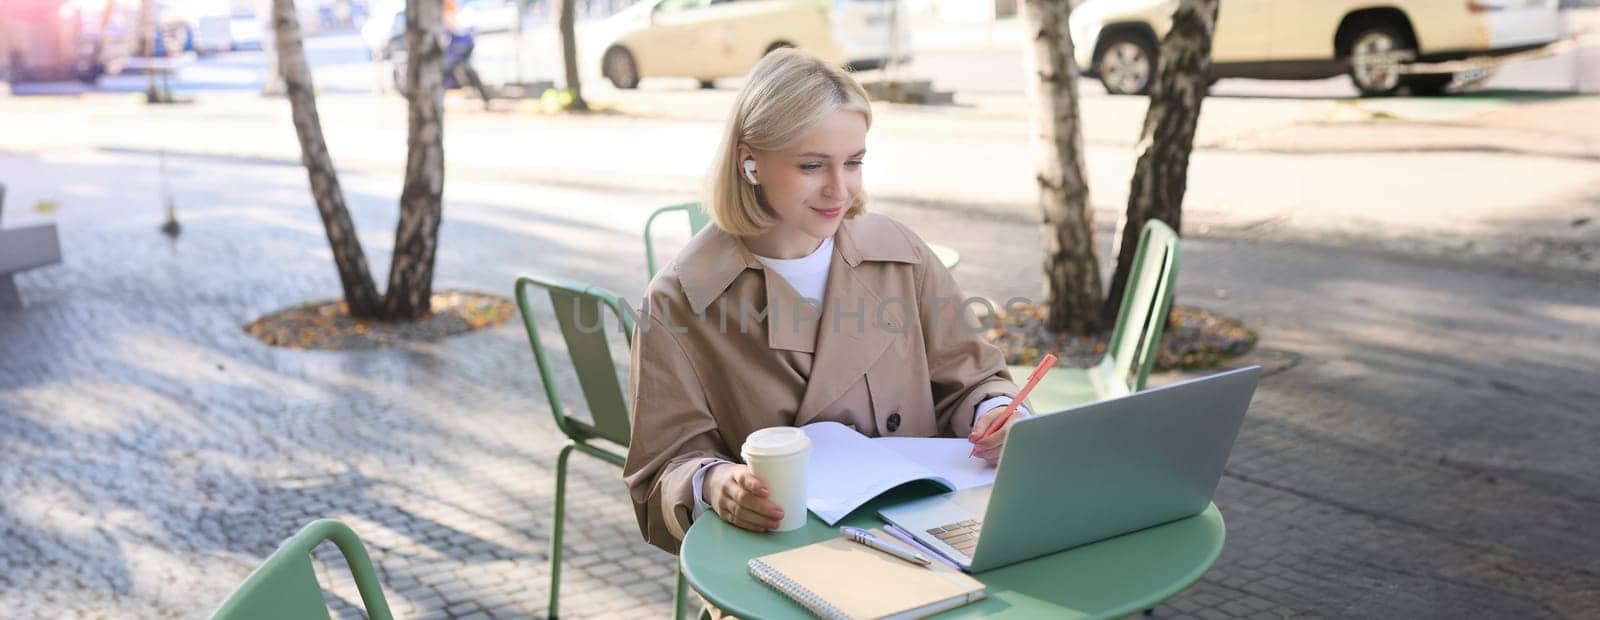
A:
873;437;998;491
802;422;950;525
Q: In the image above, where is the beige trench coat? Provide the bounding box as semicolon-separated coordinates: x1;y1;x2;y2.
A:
622;213;1020;554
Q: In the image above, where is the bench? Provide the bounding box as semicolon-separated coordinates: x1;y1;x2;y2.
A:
0;183;62;309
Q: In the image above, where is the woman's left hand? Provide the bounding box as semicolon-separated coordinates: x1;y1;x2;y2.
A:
968;405;1022;466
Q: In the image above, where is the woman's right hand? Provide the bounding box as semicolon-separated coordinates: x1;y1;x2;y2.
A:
704;463;785;532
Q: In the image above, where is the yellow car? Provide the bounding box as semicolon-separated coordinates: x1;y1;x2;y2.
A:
596;0;911;89
1069;0;1563;96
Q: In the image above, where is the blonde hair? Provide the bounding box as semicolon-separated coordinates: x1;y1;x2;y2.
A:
707;49;873;237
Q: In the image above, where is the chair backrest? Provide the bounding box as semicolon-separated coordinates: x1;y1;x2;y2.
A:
1100;219;1181;395
644;202;711;279
211;519;393;620
515;273;637;451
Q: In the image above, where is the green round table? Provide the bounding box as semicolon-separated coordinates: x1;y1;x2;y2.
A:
680;495;1225;619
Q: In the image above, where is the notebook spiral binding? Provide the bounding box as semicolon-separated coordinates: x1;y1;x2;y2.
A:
747;558;851;620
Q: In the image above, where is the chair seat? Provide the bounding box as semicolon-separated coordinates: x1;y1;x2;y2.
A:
1010;364;1101;412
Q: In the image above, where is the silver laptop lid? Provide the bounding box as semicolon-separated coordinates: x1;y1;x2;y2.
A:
967;365;1260;571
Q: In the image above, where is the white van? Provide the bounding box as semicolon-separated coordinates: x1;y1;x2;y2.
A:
1069;0;1563;96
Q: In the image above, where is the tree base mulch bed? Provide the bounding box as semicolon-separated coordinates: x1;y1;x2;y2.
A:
978;302;1258;372
245;290;516;351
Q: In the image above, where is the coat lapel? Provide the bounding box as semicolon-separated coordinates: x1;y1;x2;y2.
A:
761;263;819;353
793;243;904;426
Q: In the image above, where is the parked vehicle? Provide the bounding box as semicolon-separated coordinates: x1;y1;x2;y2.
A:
833;0;914;71
2;0;141;83
1068;0;1564;96
155;0;237;55
596;0;911;90
456;0;522;34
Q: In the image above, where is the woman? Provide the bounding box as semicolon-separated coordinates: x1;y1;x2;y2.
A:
623;49;1030;554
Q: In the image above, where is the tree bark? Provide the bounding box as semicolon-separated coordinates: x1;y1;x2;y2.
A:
557;0;588;111
1104;0;1218;321
1022;0;1102;335
140;0;158;98
257;0;285;95
383;0;448;319
272;0;383;316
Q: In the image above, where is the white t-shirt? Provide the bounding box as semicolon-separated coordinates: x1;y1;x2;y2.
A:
752;236;834;306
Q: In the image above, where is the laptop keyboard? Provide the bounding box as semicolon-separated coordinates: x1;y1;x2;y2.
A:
928;518;983;558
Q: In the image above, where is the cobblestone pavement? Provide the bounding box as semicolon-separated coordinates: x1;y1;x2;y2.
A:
3;114;1599;618
0;148;688;618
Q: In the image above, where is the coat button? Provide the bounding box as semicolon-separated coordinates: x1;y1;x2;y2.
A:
886;413;901;433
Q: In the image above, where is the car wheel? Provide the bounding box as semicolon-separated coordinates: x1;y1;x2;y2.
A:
77;61;105;84
603;46;638;90
1095;32;1156;96
4;52;23;83
764;41;794;55
1346;23;1413;97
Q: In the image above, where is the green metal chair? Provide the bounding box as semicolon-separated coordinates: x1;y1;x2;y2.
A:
1012;219;1180;412
644;202;712;280
514;274;690;620
211;519;394;620
644;202;961;279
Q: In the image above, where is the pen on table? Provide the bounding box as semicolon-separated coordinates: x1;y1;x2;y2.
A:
970;353;1057;458
840;526;931;566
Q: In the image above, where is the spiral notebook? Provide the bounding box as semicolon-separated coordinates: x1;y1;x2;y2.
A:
747;529;986;619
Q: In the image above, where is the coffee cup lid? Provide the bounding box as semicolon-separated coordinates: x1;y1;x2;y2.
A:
741;426;810;458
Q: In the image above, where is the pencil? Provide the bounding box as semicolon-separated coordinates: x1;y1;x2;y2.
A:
970;353;1057;458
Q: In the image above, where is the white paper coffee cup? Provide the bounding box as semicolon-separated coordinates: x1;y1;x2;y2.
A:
740;426;811;532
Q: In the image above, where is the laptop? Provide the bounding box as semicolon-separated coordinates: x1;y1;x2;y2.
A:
878;365;1260;573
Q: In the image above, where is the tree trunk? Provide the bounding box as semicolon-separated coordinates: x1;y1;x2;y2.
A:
1104;0;1218;321
257;0;285;95
557;0;588;111
1022;0;1102;335
139;0;157;98
272;0;383;317
383;0;448;319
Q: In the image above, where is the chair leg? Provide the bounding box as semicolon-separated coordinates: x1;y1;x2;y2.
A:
549;443;575;619
674;563;688;620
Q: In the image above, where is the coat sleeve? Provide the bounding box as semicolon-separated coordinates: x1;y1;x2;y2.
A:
622;308;733;555
913;240;1021;438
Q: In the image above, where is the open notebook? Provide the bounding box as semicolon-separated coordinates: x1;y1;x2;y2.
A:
748;528;986;619
803;421;997;525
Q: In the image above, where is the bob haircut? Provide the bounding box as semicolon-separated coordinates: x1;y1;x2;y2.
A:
706;49;873;237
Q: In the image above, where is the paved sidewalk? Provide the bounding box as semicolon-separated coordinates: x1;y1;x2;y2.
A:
0;148;690;619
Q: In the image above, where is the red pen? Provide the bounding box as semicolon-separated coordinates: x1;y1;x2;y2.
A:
970;353;1057;458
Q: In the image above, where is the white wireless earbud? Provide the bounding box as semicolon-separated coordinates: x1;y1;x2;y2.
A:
742;158;759;185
